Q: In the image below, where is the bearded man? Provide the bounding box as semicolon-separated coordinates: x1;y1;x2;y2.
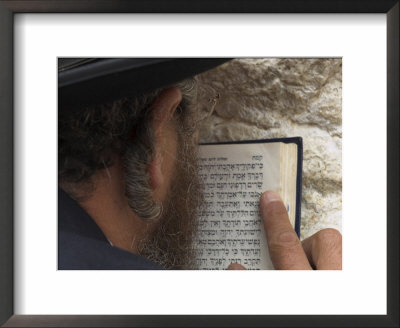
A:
58;58;342;270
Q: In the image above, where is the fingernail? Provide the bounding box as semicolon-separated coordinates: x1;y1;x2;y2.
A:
262;191;281;205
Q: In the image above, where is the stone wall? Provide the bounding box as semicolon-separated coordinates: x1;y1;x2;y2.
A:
196;58;342;239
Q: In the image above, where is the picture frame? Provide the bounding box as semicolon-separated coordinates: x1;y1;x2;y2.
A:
0;1;398;327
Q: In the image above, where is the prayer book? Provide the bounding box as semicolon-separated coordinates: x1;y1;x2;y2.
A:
195;137;303;270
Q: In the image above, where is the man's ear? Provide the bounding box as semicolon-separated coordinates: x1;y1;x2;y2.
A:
147;88;182;191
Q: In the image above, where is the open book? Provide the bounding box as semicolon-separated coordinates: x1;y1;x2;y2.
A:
195;138;303;270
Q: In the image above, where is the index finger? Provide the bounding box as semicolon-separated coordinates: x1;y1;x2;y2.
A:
260;191;311;270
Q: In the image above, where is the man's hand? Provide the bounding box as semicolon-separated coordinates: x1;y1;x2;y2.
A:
228;191;342;270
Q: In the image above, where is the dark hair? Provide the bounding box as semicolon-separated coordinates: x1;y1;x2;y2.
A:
58;79;198;217
59;90;160;184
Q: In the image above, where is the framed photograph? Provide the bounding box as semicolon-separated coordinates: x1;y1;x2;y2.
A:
0;1;398;327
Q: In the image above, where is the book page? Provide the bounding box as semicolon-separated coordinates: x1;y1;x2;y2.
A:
280;143;298;227
195;143;283;270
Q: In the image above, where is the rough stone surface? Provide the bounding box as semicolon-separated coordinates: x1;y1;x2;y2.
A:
196;58;342;239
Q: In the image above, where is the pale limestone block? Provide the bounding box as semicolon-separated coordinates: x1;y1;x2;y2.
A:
196;58;342;239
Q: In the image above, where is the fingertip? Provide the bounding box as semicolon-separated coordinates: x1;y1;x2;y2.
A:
260;191;282;213
261;191;282;205
227;263;246;270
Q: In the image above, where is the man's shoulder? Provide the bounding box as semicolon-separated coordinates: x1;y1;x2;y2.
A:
58;229;163;270
58;188;163;270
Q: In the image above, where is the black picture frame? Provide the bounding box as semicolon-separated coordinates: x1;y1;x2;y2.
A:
0;1;398;327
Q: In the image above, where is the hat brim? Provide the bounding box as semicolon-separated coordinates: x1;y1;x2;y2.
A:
58;58;231;111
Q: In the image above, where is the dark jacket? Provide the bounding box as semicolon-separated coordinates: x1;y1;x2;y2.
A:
58;188;163;270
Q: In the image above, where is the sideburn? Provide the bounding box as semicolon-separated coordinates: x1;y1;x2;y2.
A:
137;129;205;269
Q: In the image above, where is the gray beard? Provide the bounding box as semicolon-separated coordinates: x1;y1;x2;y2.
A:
136;134;204;269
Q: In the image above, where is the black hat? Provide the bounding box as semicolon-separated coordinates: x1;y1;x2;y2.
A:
58;58;231;111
